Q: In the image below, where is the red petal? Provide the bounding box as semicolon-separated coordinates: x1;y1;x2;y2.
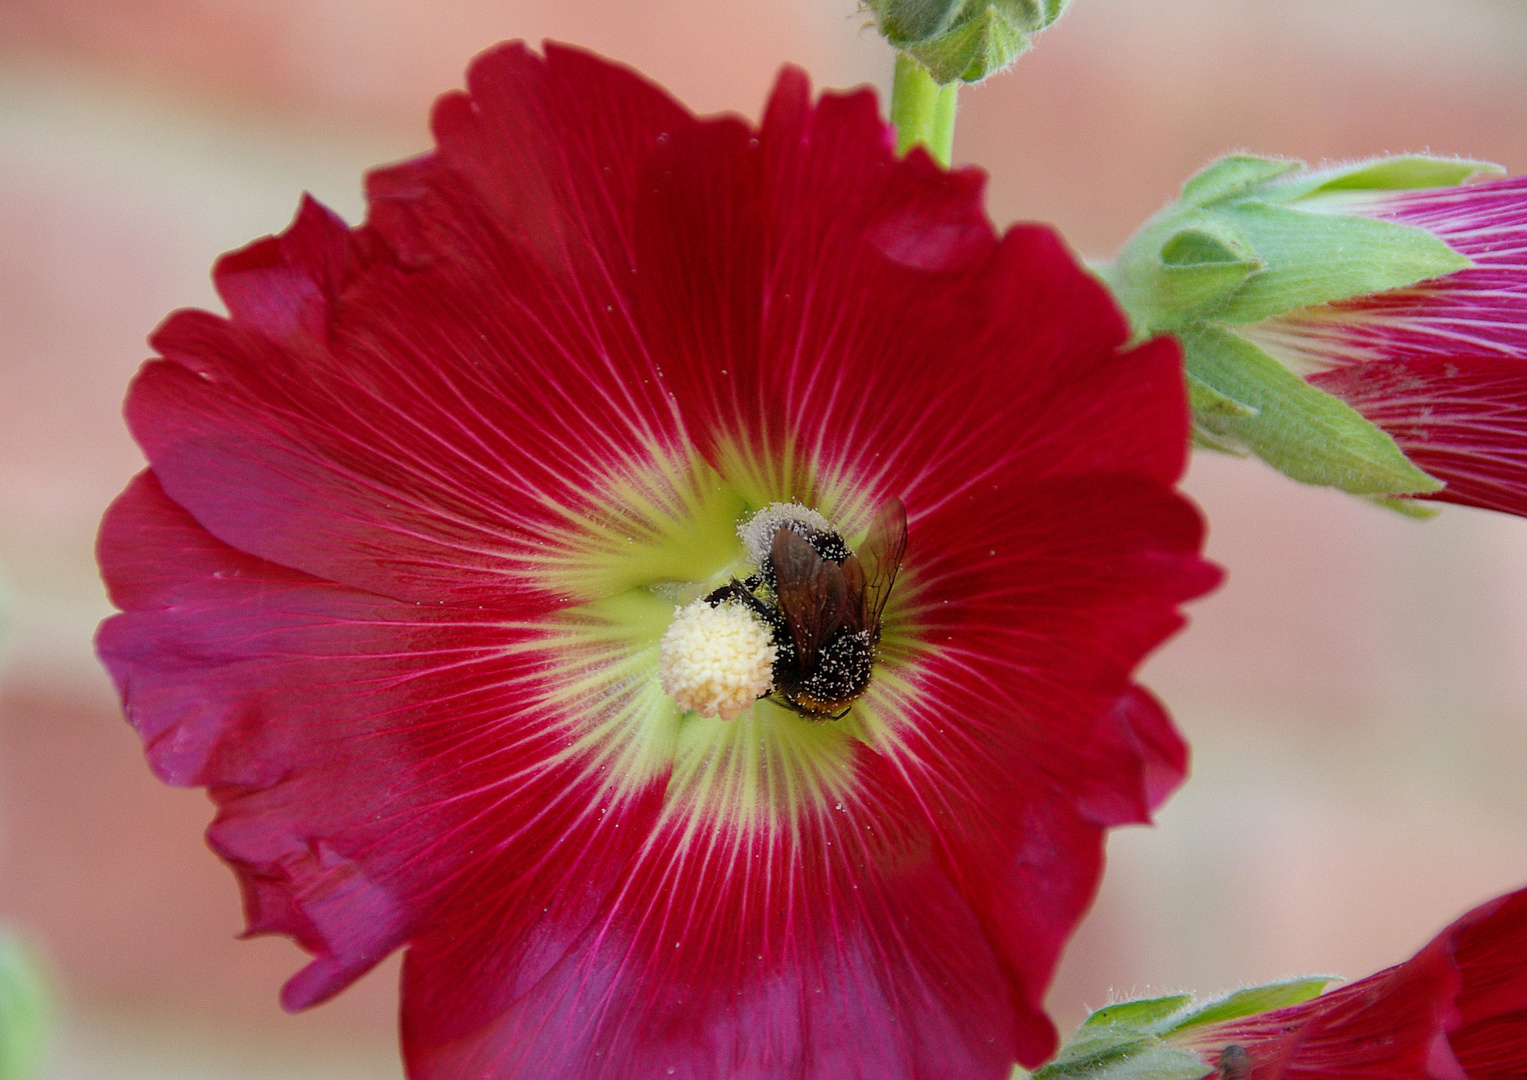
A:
130;44;703;605
630;67;1188;508
1447;888;1527;1079
211;194;354;348
401;762;1017;1080
1175;886;1527;1080
866;475;1216;1063
908;474;1217;708
1077;684;1191;826
98;470;668;1008
367;42;691;279
1310;355;1527;516
1175;942;1465;1080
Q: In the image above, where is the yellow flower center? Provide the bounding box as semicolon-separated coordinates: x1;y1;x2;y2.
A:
522;442;925;833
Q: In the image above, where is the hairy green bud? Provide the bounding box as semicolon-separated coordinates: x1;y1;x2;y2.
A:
1104;153;1504;503
865;0;1070;83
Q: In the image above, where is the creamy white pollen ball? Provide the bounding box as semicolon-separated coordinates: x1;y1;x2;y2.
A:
658;599;778;721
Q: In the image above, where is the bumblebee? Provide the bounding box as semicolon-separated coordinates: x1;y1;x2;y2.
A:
707;498;906;721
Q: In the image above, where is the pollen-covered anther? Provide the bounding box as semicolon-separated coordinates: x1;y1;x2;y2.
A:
658;599;778;721
739;502;837;565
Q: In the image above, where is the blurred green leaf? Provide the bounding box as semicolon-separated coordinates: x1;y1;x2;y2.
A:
0;932;50;1080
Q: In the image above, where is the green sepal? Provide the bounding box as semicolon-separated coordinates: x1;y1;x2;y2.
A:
1032;997;1210;1080
1181;323;1444;495
1026;978;1354;1080
1083;995;1194;1030
1160;226;1254;268
1036;1044;1210;1080
1268;155;1506;202
1179;153;1502;207
912;7;1026;82
1043;1025;1153;1072
1107;197;1466;332
1198;201;1469;324
1368;494;1443;519
1107;212;1265;329
1165;977;1332;1033
1191;427;1249;454
0;932;50;1080
1186;371;1257;423
1158;227;1265;311
867;0;1069;84
1179;155;1302;208
1110;153;1476;332
1102;151;1487;506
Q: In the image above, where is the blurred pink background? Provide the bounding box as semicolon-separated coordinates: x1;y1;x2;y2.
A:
3;1;1527;1076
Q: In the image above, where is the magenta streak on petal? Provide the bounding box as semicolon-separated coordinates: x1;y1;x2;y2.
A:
1262;178;1527;370
1311;355;1527;515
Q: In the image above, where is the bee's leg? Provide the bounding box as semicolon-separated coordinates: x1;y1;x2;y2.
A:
702;580;744;605
703;579;773;623
731;582;776;622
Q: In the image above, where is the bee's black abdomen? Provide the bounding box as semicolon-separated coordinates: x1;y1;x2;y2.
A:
801;529;851;565
780;628;874;719
771;635;797;683
801;629;874;702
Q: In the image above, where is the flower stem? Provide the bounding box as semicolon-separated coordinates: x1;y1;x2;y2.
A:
889;54;958;167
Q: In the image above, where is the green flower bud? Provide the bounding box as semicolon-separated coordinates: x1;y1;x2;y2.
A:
1019;980;1331;1080
864;0;1070;84
1104;154;1504;503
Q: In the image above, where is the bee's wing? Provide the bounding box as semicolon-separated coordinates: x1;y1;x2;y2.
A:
838;554;866;633
859;496;907;628
772;529;850;670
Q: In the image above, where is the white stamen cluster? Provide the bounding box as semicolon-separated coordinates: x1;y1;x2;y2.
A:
658;599;777;721
739;502;833;564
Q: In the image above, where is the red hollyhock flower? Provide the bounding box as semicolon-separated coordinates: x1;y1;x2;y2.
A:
96;43;1217;1080
1169;887;1527;1080
1243;177;1527;516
